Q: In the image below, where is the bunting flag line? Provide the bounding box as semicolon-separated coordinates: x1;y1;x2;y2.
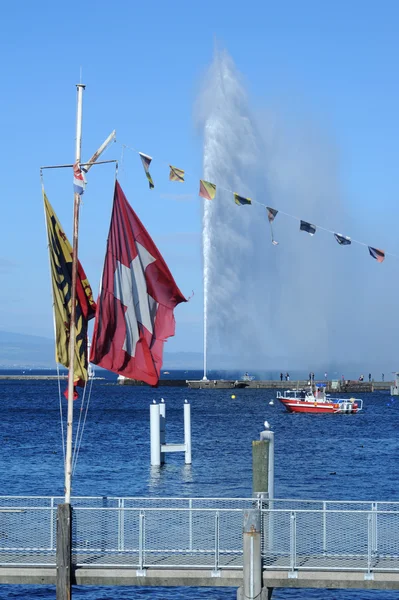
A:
139;152;155;189
43;191;96;389
73;161;86;195
169;165;185;182
123;144;396;265
234;193;252;206
368;246;385;263
334;233;351;246
199;180;216;200
300;220;316;236
90;181;187;386
266;207;279;245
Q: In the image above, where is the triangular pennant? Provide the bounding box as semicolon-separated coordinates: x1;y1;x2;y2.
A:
145;171;155;189
334;233;351;246
169;165;185;182
234;193;252;206
300;220;316;236
266;207;279;245
368;246;385;263
199;180;216;200
139;152;154;189
266;207;278;222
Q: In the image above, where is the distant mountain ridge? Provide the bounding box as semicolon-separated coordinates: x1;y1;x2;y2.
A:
0;330;204;369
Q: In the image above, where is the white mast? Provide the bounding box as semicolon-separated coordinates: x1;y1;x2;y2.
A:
65;83;85;504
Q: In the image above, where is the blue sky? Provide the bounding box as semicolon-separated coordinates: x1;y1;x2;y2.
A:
1;0;399;355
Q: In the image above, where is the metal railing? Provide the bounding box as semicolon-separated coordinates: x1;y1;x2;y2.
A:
1;497;399;574
0;497;254;569
261;507;399;576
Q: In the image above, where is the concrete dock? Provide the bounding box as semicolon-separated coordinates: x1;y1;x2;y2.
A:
185;379;387;392
0;375;392;392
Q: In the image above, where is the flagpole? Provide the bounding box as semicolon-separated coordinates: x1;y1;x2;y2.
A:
65;83;85;505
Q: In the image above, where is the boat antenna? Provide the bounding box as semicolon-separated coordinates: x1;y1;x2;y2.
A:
65;82;85;504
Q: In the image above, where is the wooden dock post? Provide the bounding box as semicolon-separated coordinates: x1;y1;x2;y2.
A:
252;440;269;496
253;422;274;498
56;503;72;600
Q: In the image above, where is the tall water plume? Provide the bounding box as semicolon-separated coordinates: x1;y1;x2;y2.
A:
198;49;271;376
197;49;345;374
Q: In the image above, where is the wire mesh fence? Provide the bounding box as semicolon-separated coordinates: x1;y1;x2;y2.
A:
1;497;399;572
261;508;399;574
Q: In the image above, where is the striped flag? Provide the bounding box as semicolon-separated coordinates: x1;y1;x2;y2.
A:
73;162;86;195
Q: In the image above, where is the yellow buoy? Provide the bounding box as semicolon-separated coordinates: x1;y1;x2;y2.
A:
231;394;236;399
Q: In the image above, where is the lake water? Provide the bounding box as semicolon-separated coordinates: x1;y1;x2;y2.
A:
0;372;398;599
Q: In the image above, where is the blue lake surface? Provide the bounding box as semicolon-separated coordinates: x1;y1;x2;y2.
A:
0;372;399;599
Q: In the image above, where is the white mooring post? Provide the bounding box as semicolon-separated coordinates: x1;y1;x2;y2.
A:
150;399;192;466
260;422;275;501
184;400;192;465
160;398;166;465
150;401;161;466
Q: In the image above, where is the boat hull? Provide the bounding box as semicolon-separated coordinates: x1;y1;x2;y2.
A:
278;398;359;414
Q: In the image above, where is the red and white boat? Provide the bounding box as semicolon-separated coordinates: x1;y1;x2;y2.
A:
276;385;363;414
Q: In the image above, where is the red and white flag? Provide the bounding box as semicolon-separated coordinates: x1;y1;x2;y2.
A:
90;181;186;385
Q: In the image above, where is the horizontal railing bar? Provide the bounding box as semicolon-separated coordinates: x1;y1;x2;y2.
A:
2;495;399;505
0;496;257;500
261;509;399;514
73;547;242;553
72;507;245;512
75;561;243;569
0;562;56;567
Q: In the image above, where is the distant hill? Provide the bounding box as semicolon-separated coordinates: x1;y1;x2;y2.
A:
0;330;204;369
0;331;55;367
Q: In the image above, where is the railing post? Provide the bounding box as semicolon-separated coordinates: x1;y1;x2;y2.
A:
212;510;220;576
189;499;193;551
118;498;125;551
289;511;297;577
372;502;377;554
242;509;262;599
137;510;146;575
322;501;327;555
56;503;72;600
365;512;374;580
50;497;55;551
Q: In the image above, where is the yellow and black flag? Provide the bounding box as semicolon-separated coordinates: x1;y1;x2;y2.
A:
43;192;96;386
199;180;216;200
169;165;185;182
234;193;252;206
139;152;155;189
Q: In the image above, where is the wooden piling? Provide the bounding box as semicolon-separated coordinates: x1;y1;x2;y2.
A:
252;440;269;495
56;503;72;600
